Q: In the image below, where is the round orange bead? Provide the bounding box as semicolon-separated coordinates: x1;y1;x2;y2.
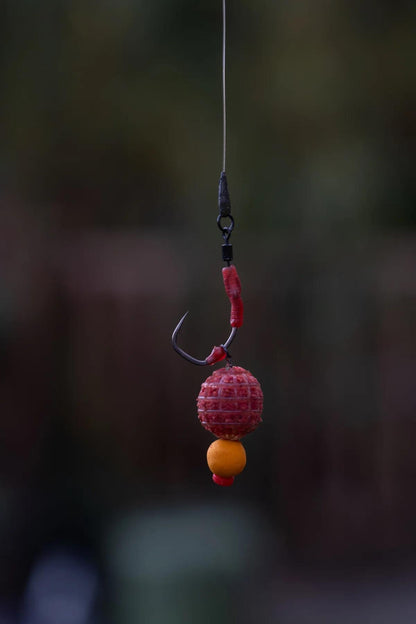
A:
207;439;246;478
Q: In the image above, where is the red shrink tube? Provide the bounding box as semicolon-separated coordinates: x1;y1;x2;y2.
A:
222;265;244;328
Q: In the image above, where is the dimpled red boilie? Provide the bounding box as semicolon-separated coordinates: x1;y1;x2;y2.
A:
197;365;263;440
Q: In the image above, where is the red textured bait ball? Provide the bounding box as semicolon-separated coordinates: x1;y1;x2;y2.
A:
197;365;263;440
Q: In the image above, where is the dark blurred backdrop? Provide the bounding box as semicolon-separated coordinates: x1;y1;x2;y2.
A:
0;1;415;623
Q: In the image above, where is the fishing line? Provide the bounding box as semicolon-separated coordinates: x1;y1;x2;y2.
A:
222;0;227;173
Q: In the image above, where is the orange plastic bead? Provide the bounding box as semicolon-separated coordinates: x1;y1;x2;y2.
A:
207;439;246;478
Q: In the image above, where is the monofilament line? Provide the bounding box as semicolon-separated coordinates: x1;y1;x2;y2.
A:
222;0;227;173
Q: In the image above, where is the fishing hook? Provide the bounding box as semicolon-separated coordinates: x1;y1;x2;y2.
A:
172;312;237;366
172;264;243;366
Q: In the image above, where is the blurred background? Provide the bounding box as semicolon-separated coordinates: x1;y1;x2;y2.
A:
0;0;415;622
